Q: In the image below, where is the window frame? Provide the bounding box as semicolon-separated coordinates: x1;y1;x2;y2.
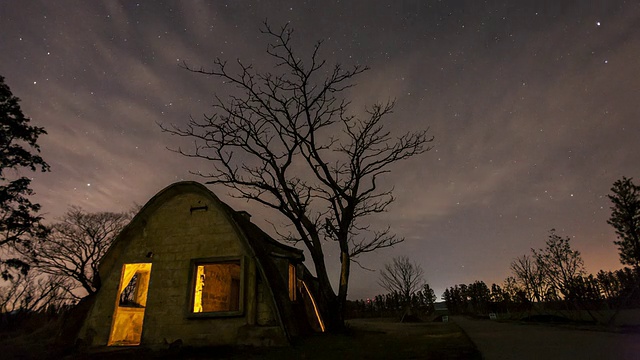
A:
186;256;245;319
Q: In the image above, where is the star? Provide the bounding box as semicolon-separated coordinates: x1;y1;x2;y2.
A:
1;0;636;302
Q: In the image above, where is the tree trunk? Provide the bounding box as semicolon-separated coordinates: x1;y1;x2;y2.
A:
318;284;342;331
336;250;351;327
303;229;345;332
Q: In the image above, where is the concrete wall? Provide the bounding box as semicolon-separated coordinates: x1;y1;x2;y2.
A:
79;189;281;347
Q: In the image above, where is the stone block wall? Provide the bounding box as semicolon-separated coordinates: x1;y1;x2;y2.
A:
79;189;284;347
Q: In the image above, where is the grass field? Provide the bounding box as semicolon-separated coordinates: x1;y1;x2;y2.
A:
6;309;640;359
1;317;481;359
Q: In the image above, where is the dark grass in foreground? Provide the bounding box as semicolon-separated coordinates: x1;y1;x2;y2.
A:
73;319;480;360
0;318;480;359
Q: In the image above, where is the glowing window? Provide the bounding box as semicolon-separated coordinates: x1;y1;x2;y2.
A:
190;258;244;316
109;263;152;346
288;263;297;301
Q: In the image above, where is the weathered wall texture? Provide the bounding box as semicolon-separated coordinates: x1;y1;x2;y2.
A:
79;189;281;347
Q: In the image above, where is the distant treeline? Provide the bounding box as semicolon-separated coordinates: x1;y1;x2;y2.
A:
346;284;437;319
443;268;640;315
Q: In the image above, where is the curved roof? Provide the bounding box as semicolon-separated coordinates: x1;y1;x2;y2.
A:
97;181;306;340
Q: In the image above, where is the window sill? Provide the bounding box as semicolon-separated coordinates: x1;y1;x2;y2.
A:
186;310;244;319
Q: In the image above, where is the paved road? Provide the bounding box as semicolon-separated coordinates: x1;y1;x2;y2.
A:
454;316;640;360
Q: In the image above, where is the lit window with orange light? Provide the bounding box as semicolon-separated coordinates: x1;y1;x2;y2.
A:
288;263;297;301
190;258;244;316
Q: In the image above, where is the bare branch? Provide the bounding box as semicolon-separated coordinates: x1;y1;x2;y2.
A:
15;206;131;297
378;256;425;304
159;21;433;330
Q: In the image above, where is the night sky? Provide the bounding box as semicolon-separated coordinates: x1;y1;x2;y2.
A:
1;1;639;299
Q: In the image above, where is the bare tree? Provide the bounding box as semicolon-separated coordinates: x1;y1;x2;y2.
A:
378;256;425;305
0;271;68;313
533;229;585;299
510;254;547;302
160;23;432;330
20;206;131;298
502;276;522;303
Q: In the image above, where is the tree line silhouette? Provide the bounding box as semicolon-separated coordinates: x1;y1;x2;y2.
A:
351;177;640;322
347;284;437;319
442;268;640;316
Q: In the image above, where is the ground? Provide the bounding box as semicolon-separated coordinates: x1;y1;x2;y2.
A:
0;318;480;359
5;314;640;359
455;315;640;360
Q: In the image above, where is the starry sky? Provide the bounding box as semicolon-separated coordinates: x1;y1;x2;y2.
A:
1;1;639;299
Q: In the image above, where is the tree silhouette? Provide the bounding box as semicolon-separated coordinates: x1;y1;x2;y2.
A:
160;23;432;330
533;229;585;299
0;75;49;280
607;177;640;270
19;206;131;298
420;283;437;313
510;254;547;302
378;256;425;306
0;271;68;313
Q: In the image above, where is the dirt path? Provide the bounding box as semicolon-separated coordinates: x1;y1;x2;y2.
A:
454;316;640;360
